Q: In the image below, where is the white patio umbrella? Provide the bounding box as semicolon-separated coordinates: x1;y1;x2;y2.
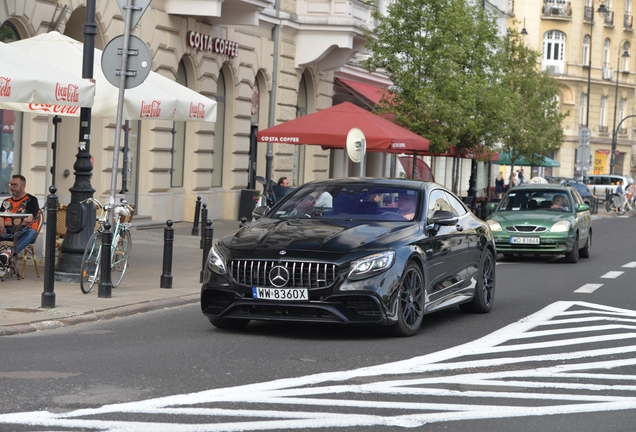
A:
10;32;216;122
0;40;95;114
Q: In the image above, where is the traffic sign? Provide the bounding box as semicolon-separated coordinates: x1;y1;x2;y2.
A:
578;127;591;141
117;0;152;32
101;34;152;89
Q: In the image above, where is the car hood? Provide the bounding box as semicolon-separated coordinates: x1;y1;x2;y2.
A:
489;211;572;226
221;218;417;253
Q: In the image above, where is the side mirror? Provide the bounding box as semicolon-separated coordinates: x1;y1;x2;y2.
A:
486;202;498;211
577;203;590;212
251;205;269;221
431;210;459;226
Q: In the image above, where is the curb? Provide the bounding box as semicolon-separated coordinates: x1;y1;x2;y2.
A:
0;294;199;337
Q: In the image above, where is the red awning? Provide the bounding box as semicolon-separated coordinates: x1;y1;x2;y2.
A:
336;78;389;105
257;102;430;154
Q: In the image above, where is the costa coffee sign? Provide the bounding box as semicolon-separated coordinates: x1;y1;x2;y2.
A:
187;31;239;57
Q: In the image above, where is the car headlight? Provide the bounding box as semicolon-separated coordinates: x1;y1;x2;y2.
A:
486;220;502;231
348;251;395;281
550;220;571;233
207;243;227;274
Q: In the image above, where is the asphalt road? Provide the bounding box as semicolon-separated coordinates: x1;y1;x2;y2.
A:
0;216;635;431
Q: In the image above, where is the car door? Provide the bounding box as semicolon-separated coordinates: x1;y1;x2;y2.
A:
422;188;468;310
570;189;590;245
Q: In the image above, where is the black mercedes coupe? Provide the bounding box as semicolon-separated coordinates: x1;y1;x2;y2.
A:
201;178;496;336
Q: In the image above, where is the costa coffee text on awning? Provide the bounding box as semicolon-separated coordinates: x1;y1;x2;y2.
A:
187;31;239;57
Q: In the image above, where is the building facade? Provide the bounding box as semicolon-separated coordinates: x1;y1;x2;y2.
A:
0;0;379;222
512;0;636;179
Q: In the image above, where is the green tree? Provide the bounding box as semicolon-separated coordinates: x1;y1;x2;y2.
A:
362;0;508;192
498;25;566;175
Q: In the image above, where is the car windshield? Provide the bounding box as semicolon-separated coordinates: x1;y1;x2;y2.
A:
271;184;420;221
498;189;572;212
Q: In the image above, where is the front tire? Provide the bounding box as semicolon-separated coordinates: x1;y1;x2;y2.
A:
389;262;424;337
460;249;495;313
80;232;101;294
579;230;592;258
565;235;579;263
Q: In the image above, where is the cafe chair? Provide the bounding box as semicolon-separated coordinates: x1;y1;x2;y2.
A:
21;211;45;278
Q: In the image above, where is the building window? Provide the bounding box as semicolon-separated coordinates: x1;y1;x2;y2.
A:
583;35;591;65
622;42;631;71
212;70;226;187
600;96;608;131
171;61;187;188
580;93;588;127
542;31;566;74
619;98;627;133
603;38;611;70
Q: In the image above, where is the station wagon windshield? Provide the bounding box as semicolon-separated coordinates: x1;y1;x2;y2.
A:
499;189;572;212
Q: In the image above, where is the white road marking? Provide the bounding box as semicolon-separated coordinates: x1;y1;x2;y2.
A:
574;283;603;293
622;262;636;268
601;271;624;279
1;301;636;431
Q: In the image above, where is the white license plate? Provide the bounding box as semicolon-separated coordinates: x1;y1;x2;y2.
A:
252;287;308;301
510;237;540;245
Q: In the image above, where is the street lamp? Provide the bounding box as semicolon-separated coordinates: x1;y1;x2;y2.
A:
585;2;609;127
610;47;630;174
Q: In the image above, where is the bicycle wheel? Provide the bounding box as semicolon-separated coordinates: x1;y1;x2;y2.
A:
80;231;101;294
111;229;131;287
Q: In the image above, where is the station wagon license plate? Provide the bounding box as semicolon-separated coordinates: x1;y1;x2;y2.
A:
510;236;540;245
252;287;308;301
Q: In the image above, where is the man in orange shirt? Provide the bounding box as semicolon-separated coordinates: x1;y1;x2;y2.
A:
0;175;39;274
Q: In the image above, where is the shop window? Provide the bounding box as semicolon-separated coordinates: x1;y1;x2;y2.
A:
171;61;187;188
212;71;226;187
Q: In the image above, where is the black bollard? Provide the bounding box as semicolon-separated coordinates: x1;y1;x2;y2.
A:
200;219;214;283
160;220;174;289
98;222;113;298
41;186;58;308
191;196;201;236
199;203;208;249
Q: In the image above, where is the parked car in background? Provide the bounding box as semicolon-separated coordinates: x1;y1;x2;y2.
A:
202;178;497;337
486;184;592;263
583;174;632;199
560;180;596;208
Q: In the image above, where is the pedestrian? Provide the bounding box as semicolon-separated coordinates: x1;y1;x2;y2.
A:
518;169;525;185
277;177;289;187
495;172;505;198
613;180;626;214
508;172;517;190
0;175;40;276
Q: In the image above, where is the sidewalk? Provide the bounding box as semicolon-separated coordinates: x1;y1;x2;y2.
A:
0;219;242;336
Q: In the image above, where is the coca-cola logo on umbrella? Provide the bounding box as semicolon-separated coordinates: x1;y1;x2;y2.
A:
189;102;205;119
140;100;162;118
0;76;12;98
55;83;79;102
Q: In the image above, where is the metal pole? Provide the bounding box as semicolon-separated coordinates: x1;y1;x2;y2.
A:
610;49;629;174
55;0;96;282
98;222;113;298
41;186;58;308
200;219;213;283
191;196;201;236
586;7;593;127
160;220;174;289
265;0;281;186
200;203;207;249
109;0;135;224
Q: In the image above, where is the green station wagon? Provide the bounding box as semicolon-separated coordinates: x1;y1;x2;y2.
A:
486;185;592;263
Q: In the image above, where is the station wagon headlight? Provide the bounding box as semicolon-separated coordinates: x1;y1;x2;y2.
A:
550;220;571;232
208;243;227;274
486;220;502;231
348;251;395;281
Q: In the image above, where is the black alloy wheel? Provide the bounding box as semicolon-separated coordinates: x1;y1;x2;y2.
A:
390;263;424;337
460;249;495;313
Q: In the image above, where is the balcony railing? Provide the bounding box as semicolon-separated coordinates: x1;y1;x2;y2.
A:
599;125;609;133
584;6;594;22
618;127;628;134
542;1;572;19
625;13;633;29
604;10;615;25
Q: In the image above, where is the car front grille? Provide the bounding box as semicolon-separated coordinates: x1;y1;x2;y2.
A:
505;225;547;233
230;260;338;289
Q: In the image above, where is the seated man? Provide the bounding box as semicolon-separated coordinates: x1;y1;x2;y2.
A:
0;175;39;276
550;194;569;211
397;191;418;220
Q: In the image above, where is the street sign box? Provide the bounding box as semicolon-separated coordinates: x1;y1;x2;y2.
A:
101;35;152;89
